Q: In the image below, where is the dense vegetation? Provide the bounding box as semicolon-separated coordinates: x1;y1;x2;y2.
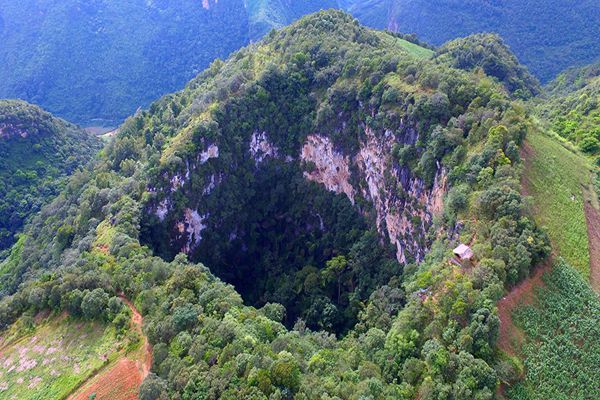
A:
435;34;541;100
246;0;339;40
345;0;600;83
0;0;249;125
0;100;100;257
508;260;600;400
0;11;558;399
538;62;600;162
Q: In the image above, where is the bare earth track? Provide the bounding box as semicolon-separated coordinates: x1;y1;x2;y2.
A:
66;297;151;400
496;260;552;356
584;200;600;293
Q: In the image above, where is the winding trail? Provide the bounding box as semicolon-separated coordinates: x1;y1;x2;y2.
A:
65;297;152;400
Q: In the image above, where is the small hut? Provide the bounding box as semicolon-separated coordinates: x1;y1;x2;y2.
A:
453;244;473;261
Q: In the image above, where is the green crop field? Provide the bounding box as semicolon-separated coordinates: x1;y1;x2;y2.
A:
508;260;600;400
0;315;120;399
522;127;593;276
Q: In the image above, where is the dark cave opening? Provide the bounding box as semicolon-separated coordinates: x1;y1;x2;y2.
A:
142;161;402;334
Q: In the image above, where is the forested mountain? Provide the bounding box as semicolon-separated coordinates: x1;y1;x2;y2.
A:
434;34;541;99
1;11;566;399
0;100;100;257
0;0;249;125
345;0;600;83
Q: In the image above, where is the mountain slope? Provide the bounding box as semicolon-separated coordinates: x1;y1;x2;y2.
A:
435;34;541;99
0;11;554;399
0;0;249;125
346;0;600;83
0;100;100;256
499;124;600;399
537;62;600;162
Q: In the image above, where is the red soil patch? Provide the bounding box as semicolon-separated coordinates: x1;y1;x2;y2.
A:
121;296;152;379
70;358;142;400
496;260;552;357
67;297;152;400
584;201;600;293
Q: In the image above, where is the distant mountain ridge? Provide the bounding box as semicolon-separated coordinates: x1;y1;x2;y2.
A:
0;0;249;125
2;0;599;125
345;0;600;83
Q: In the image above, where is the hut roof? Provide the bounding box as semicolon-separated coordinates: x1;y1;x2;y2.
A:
453;244;473;260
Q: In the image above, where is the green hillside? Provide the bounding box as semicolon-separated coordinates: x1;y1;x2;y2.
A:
521;128;592;275
498;61;600;399
0;100;100;257
3;0;599;126
247;0;339;40
0;315;125;399
0;11;560;399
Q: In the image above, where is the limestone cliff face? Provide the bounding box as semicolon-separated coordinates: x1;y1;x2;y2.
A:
301;135;355;203
301;126;447;264
149;122;447;264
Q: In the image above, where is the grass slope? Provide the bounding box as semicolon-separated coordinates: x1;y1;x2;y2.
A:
0;315;120;399
376;31;434;59
521;127;592;276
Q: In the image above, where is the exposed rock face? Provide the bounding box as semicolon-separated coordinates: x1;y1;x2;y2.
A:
201;0;218;10
0;124;28;139
199;144;219;164
176;209;207;254
156;198;171;222
149;125;447;263
300;127;447;264
301;135;356;203
250;131;279;164
151;141;219;208
357;126;447;263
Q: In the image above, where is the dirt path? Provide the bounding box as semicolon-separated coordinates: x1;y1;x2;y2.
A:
120;296;152;378
496;259;552;357
584;200;600;293
66;297;152;400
